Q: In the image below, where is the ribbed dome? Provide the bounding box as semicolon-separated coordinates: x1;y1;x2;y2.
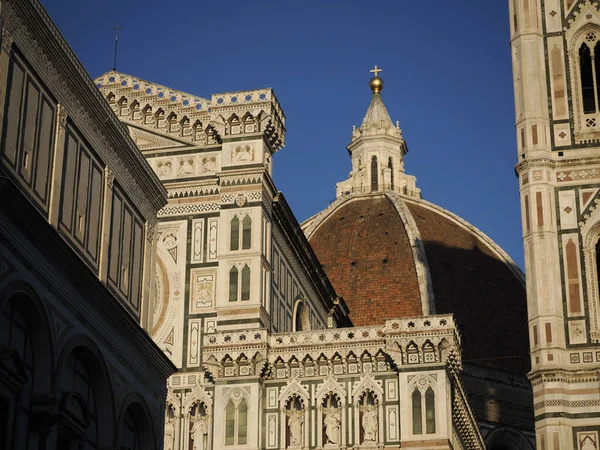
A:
302;191;529;373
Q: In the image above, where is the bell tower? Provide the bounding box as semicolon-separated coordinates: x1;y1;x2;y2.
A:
335;66;420;198
509;1;600;448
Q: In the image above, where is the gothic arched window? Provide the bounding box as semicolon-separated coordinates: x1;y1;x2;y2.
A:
388;157;394;189
230;216;240;251
371;156;378;192
229;265;250;302
224;398;248;445
580;43;596;114
412;388;422;434
241;265;251;301
229;266;238;302
242;216;252;249
412;385;436;435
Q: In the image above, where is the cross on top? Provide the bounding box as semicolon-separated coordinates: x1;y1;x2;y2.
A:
370;65;382;77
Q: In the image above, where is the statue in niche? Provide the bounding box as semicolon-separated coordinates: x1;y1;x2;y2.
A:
322;396;341;445
362;404;378;443
190;405;208;450
164;415;175;450
286;396;304;447
288;409;303;447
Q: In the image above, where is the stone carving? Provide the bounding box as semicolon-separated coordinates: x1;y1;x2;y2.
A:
178;158;195;176
190;415;208;450
193;274;214;309
1;27;14;53
232;144;253;163
323;406;341;444
362;404;378;443
287;408;303;447
235;193;247;207
156;160;173;178
200;156;216;173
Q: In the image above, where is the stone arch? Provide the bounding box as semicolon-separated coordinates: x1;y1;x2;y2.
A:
580;209;600;340
0;279;55;448
0;279;55;394
116;392;157;450
485;427;533;450
292;297;311;332
54;335;115;448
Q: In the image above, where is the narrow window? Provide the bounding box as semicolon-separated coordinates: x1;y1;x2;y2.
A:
238;399;248;445
371;156;378;192
595;42;600;108
551;46;567;117
523;0;530;29
566;239;582;314
580;44;596;114
425;388;436;434
230;216;240;251
229;266;238;302
241;265;250;301
388;157;394;189
412;389;422;434
225;400;235;445
242;216;251;249
512;0;518;32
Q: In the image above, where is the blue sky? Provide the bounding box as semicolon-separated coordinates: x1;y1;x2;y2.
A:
42;0;523;267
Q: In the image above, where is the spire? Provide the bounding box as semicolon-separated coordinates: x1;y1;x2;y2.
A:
335;66;420;199
353;66;401;140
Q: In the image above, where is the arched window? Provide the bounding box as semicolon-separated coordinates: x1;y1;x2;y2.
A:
57;351;98;448
230;216;240;251
412;389;422;434
241;265;251;301
371;156;378;192
229;265;250;302
225;398;247;445
412;385;436;435
580;43;596;114
0;300;33;447
425;387;436;434
242;216;252;249
121;409;140;450
229;266;238;302
388;157;394;189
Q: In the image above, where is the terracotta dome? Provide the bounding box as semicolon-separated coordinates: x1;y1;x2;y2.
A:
302;191;529;373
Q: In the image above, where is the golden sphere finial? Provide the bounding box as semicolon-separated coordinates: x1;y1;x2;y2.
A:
369;64;384;93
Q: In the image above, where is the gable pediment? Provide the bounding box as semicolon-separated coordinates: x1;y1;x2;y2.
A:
128;125;191;151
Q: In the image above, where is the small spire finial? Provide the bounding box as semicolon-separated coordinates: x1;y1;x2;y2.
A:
112;24;123;71
369;64;384;93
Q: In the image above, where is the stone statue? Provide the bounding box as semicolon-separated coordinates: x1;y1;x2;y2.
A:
164;416;174;450
190;415;208;450
323;407;341;444
362;404;378;443
287;408;303;447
